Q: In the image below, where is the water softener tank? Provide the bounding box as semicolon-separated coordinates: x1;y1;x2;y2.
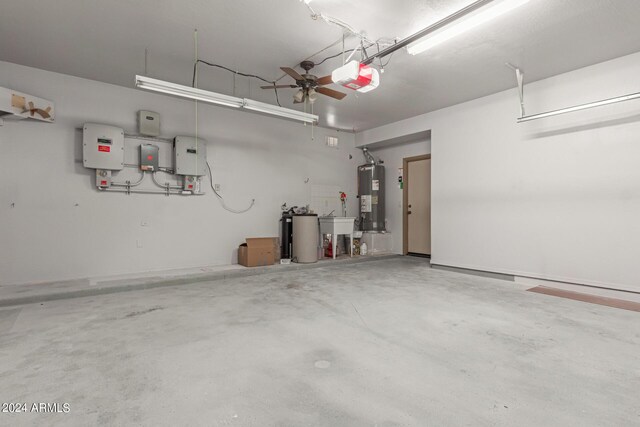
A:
292;214;319;263
358;148;385;232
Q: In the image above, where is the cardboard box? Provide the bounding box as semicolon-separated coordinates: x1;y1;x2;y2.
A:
238;237;279;267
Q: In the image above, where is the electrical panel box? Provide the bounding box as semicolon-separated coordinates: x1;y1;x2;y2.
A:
138;110;160;136
95;169;112;188
83;123;124;170
140;144;159;171
174;136;207;177
182;175;200;192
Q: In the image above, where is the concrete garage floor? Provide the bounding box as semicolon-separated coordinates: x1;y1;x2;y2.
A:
0;257;638;426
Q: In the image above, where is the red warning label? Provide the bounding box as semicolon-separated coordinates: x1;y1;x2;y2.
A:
98;145;111;153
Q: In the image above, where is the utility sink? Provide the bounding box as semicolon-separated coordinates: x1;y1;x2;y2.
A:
318;217;356;259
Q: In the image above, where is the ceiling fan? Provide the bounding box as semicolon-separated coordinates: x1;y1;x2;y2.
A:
261;60;347;104
24;101;52;119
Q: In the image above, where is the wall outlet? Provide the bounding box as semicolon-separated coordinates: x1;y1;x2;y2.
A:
140;219;149;227
214;183;221;192
136;239;143;248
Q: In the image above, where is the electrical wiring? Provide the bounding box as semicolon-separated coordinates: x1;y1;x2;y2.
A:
192;59;282;106
206;160;255;214
300;0;396;48
312;40;393;69
273;35;346;83
313;49;353;66
375;43;394;72
111;170;146;187
382;53;394;68
151;171;182;190
301;1;371;45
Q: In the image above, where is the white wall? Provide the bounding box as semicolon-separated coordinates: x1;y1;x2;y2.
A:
366;139;431;254
0;61;359;286
357;51;640;292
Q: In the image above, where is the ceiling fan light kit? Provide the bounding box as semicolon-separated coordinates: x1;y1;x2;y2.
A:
307;88;318;103
331;61;380;93
136;75;318;124
293;89;305;103
263;61;348;105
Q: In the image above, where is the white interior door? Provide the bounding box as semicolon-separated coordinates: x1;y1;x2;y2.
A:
407;158;431;255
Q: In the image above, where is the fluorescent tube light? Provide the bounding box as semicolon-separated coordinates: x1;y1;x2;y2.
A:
518;91;640;123
407;0;530;55
136;75;319;124
242;99;318;124
135;75;244;108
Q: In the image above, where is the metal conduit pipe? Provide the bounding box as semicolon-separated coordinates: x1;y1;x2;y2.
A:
124;133;174;143
111;171;146;188
151;172;182;190
97;187;204;196
362;147;376;165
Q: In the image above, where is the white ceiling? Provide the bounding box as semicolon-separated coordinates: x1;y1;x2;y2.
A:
2;0;640;131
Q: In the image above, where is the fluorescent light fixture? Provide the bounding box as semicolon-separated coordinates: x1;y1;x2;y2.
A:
136;75;318;124
518;91;640;123
407;0;530;55
135;75;244;108
242;99;318;124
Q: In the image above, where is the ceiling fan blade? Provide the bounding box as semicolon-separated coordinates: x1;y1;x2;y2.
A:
316;75;334;86
35;109;51;119
260;84;298;89
281;67;304;81
316;87;347;100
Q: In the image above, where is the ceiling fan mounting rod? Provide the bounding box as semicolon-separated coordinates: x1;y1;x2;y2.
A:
361;0;495;65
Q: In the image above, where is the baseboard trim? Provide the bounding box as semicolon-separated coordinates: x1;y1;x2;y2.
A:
431;264;515;282
0;254;400;308
407;252;431;259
